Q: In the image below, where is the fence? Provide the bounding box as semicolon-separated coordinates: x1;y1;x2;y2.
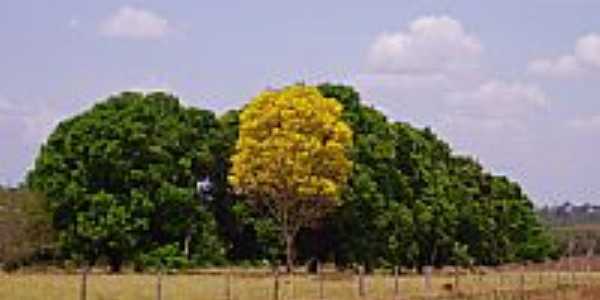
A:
2;261;600;300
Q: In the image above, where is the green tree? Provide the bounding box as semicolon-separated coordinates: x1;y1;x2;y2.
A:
318;83;554;269
318;84;415;270
27;92;225;272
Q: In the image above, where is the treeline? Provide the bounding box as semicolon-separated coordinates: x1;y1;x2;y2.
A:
538;203;600;257
0;188;55;270
539;203;600;226
3;84;556;272
551;225;600;257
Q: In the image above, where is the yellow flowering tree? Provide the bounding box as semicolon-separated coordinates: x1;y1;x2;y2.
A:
229;85;353;270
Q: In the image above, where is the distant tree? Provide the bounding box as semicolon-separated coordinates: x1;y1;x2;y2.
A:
0;188;55;271
229;85;353;271
27;92;225;272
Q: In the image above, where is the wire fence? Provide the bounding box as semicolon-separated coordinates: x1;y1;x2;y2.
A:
2;261;600;300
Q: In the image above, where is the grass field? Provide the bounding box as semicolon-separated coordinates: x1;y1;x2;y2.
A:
1;269;600;300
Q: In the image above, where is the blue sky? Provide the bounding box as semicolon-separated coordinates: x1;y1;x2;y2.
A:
2;0;600;205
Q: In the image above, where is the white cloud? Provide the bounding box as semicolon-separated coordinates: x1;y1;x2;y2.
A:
567;115;600;131
360;15;550;140
124;74;176;96
366;16;483;75
447;80;547;119
575;34;600;68
527;55;583;78
528;33;600;77
99;6;170;40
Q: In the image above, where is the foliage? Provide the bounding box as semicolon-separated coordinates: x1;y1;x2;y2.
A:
551;225;600;257
228;85;353;270
20;84;554;272
0;188;55;271
27;92;226;271
316;84;555;269
135;244;189;271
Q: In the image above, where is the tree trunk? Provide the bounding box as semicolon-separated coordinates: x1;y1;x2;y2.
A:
184;231;192;260
285;232;294;273
109;255;122;273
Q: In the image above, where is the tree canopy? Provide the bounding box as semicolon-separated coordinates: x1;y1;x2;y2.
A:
27;92;225;271
22;84;556;272
317;84;556;269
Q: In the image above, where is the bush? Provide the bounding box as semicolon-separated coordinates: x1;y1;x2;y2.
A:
0;188;55;271
135;244;189;272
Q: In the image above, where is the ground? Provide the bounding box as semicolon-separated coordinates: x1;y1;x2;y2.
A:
1;268;599;300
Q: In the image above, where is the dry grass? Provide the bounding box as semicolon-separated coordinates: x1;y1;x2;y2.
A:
1;270;599;300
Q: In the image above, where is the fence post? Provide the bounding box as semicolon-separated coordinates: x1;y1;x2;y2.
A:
156;267;163;300
358;265;366;298
454;265;460;292
568;238;575;286
423;265;433;299
318;261;324;300
80;266;88;300
273;264;280;300
519;266;525;300
225;267;232;300
556;260;561;288
394;266;400;300
587;241;595;286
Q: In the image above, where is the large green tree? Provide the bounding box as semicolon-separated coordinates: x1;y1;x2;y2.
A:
209;83;555;270
27;92;225;272
318;84;555;269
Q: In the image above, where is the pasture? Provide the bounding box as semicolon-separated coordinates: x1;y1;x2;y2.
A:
1;268;600;300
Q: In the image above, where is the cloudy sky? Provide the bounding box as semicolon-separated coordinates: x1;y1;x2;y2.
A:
1;0;600;206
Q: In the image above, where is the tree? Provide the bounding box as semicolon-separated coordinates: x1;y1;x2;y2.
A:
317;84;555;269
0;188;55;271
229;85;353;271
27;91;225;272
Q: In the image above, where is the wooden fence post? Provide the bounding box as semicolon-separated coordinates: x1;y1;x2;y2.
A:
394;266;400;300
225;267;232;300
556;260;561;288
587;241;596;286
568;238;575;286
358;265;366;298
423;265;433;299
318;262;324;300
519;266;526;300
80;267;88;300
454;266;460;292
273;264;280;300
156;267;163;300
358;265;365;298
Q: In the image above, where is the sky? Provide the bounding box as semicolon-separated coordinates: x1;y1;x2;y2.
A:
1;0;600;206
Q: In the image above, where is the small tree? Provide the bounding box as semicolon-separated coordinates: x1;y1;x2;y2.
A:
229;85;353;271
0;188;55;271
